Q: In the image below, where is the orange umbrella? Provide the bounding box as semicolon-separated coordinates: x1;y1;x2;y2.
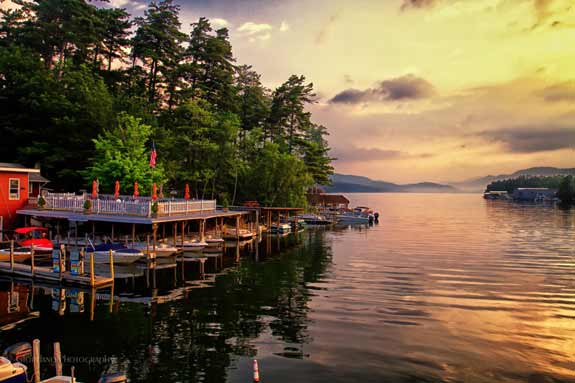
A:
133;181;139;197
152;183;157;201
184;183;190;200
114;180;120;199
92;180;98;198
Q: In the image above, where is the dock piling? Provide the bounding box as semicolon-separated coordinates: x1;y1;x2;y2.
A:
108;249;115;280
90;253;95;287
58;247;63;281
30;245;35;278
253;359;260;383
9;240;14;271
33;339;40;383
54;342;62;376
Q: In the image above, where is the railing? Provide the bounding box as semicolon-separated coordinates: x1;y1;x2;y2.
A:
36;192;217;217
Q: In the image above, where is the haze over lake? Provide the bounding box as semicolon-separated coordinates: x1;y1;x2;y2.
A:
1;193;574;382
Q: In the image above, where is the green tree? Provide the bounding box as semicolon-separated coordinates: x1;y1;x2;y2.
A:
557;175;575;204
96;7;132;72
85;112;164;194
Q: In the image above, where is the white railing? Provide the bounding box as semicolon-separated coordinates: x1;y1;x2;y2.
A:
37;192;216;217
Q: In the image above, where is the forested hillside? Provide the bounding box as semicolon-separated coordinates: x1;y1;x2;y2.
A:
0;0;333;207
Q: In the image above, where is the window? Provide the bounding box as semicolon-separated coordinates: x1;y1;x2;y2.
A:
9;178;20;200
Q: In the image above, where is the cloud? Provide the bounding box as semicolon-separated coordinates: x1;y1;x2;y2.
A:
316;12;340;44
237;22;273;35
279;21;290;32
109;0;146;10
479;125;575;153
211;18;230;29
330;75;436;104
538;81;575;102
331;146;433;162
400;0;441;11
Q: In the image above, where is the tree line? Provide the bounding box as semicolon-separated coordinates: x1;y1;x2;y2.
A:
486;175;575;204
0;0;334;207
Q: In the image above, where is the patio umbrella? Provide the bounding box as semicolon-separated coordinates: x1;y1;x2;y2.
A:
184;183;190;200
91;180;98;198
114;180;120;199
133;181;139;197
152;183;157;201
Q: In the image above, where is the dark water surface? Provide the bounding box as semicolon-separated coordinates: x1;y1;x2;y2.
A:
1;193;575;382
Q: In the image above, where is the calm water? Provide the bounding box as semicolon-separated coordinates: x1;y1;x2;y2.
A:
1;193;575;382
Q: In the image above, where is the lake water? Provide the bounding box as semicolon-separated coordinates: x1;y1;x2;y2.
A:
1;193;575;382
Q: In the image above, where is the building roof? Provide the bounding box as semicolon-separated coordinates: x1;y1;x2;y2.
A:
0;162;40;173
307;193;350;205
28;172;49;183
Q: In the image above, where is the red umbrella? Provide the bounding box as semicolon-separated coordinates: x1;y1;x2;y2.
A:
184;183;190;200
133;181;139;197
114;180;120;199
152;183;157;201
91;180;98;199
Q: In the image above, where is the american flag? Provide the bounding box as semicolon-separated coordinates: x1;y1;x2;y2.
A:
149;142;157;168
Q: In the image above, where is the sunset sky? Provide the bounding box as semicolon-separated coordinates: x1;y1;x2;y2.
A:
6;0;575;183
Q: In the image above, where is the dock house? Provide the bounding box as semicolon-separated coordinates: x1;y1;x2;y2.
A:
512;188;557;201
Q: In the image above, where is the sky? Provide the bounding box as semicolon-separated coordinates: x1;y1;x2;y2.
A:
5;0;575;183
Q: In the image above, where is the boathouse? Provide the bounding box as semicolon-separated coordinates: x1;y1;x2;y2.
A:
307;191;350;210
0;163;48;234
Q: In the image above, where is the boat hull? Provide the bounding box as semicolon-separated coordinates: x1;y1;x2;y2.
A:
89;252;142;265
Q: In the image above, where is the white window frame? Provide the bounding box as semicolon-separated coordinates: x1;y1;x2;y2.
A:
9;178;20;200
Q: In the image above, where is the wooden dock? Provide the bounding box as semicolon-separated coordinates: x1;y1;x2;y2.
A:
0;261;113;287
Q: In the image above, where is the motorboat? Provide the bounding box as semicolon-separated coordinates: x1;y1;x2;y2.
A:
180;241;207;253
223;229;255;241
270;223;291;234
0;357;27;383
298;214;332;226
87;243;144;265
205;237;224;248
136;243;178;258
0;247;32;262
15;227;53;251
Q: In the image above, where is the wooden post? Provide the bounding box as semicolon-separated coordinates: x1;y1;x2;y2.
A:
152;223;158;255
181;221;185;246
146;235;150;261
33;339;40;383
92;222;95;241
54;342;62;376
200;220;205;243
90;252;95;287
173;222;177;246
80;248;85;275
255;211;260;237
132;224;136;248
111;224;115;242
109;249;115;280
30;245;35;277
236;215;240;241
90;288;95;321
71;366;75;383
58;247;63;281
9;240;14;271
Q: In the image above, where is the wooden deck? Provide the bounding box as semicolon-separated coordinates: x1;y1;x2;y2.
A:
0;262;114;287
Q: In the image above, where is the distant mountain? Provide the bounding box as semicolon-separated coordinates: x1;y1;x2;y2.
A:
324;174;456;193
453;167;575;192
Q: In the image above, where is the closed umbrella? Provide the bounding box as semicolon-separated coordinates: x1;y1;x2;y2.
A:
133;181;139;198
114;180;120;199
152;183;157;201
92;180;98;199
184;183;190;200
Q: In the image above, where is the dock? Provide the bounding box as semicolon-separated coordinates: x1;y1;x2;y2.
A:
0;261;113;287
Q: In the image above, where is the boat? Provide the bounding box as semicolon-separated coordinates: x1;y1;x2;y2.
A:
15;227;53;251
0;357;27;383
336;208;373;225
0;247;32;262
136;243;178;258
223;229;255;241
270;223;291;234
87;243;144;265
180;241;207;253
205;237;224;248
298;214;332;226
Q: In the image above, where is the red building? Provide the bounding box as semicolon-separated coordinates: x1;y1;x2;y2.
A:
0;163;48;235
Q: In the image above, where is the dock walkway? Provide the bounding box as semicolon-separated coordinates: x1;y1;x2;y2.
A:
0;261;113;287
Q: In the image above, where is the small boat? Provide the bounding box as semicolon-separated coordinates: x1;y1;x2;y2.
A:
87;243;143;265
298;214;332;226
337;212;370;225
205;238;224;248
270;223;291;234
223;229;255;241
15;227;53;252
0;247;32;262
0;357;27;383
180;241;207;253
136;243;178;258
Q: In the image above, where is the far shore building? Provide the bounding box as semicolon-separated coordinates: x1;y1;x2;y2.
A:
512;188;557;201
307;188;350;210
0;162;49;234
